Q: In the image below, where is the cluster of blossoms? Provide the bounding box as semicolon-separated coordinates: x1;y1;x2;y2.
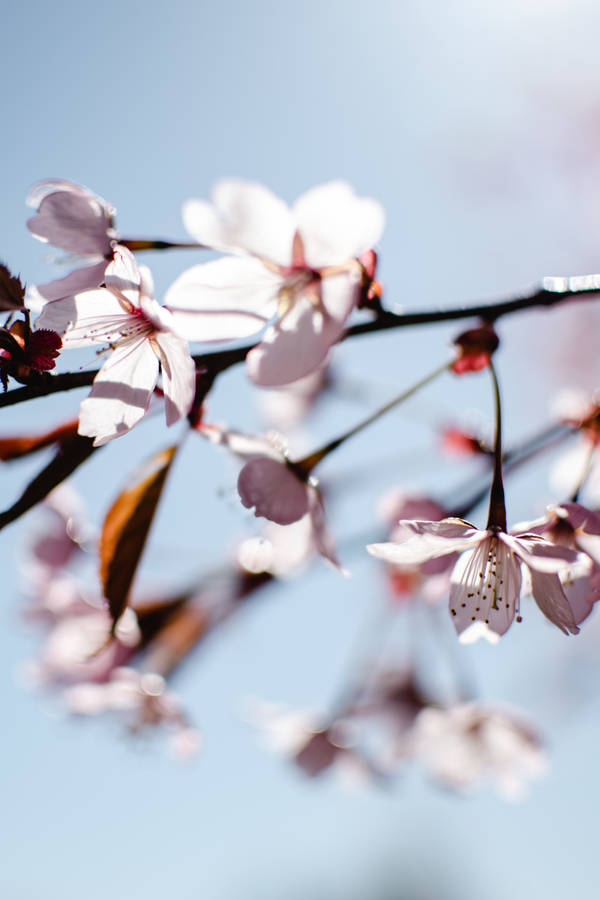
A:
1;173;599;795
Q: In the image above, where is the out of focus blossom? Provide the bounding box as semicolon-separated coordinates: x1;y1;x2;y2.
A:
203;424;343;570
411;703;548;800
166;179;384;386
368;518;587;642
36;246;195;444
27;180;118;302
375;491;457;602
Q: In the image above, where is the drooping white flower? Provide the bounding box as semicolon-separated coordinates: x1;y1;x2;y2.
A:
165;179;384;386
36;246;196;445
368;518;589;643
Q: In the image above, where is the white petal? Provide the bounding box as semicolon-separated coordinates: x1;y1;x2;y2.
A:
245;294;343;387
320;271;362;326
34;289;136;347
528;569;580;635
501;532;585;573
450;538;521;640
164;256;278;341
183;179;296;265
368;519;484;567
104;246;142;309
152;331;196;426
200;424;286;461
78;339;158;445
293;181;385;268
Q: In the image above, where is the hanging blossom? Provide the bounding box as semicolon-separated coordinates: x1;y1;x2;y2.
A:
368;518;589;643
35;246;196;445
202;424;343;571
165;179;384;386
27;180;118;302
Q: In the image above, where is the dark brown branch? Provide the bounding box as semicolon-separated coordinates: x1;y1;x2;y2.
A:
0;281;597;409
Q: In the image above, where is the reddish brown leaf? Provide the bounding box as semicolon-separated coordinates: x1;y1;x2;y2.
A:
0;263;26;311
100;445;178;628
0;433;97;531
0;419;79;461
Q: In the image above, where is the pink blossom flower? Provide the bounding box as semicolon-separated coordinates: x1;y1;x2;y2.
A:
203;424;343;570
165;179;384;386
512;502;600;624
35;246;196;445
27;179;118;301
411;702;548;800
368;518;588;643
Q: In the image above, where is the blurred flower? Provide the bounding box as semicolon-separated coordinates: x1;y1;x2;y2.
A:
368;518;586;642
36;246;195;444
166;179;384;386
27;179;118;302
411;703;548;800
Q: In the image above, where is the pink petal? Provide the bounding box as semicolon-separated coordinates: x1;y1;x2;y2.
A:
561;562;600;624
557;502;600;535
35;260;111;302
35;288;134;347
449;537;522;641
368;519;483;567
307;488;345;572
164;256;278;341
152;331;196;426
528;569;579;635
104;246;141;309
293;181;385;268
27;183;114;256
78;339;159;445
501;532;584;573
245;295;341;387
183;179;296;266
237;457;309;525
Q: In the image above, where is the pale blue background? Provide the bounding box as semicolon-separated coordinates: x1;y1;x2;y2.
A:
2;1;600;897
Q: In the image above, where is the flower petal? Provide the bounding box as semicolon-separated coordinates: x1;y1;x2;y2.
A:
527;569;580;635
183;179;296;266
78;339;158;445
34;288;135;347
152;331;196;426
307;487;346;573
104;246;141;309
27;182;114;256
368;519;483;567
164;256;278;341
237;457;309;525
34;260;110;302
449;537;521;641
501;532;584;573
293;181;385;268
245;293;345;387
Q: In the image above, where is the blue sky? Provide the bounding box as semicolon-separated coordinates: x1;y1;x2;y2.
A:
2;1;600;897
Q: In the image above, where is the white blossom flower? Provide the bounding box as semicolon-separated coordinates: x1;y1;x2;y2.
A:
165;179;384;386
36;246;196;445
368;518;588;643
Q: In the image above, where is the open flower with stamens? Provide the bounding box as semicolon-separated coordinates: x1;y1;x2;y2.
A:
27;179;118;302
165;179;384;386
35;246;195;445
368;518;588;643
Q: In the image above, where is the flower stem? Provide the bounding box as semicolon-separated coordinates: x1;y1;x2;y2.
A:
571;439;597;503
120;238;208;252
294;360;451;475
485;361;507;531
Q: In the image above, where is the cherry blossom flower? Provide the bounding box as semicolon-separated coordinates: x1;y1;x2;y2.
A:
27;179;118;301
512;502;600;624
368;518;588;643
203;424;343;570
165;179;384;386
35;246;196;445
411;702;548;800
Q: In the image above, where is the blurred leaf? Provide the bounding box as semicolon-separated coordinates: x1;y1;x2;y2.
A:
0;263;25;310
100;445;178;627
0;419;79;460
0;433;97;531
